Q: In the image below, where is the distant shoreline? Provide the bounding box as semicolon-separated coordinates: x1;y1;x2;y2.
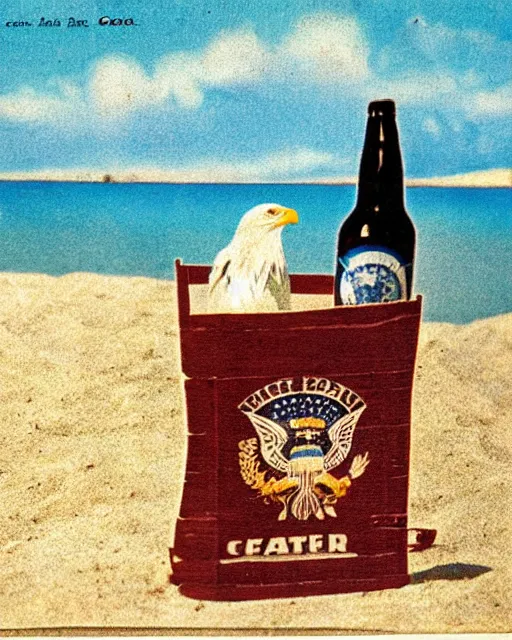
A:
0;178;509;189
0;168;510;188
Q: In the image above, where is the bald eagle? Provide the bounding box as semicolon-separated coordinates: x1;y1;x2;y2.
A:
207;203;299;313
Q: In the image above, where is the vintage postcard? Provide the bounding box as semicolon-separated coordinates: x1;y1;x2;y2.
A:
0;0;510;634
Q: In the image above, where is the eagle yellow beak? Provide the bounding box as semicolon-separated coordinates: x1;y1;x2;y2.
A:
274;207;299;228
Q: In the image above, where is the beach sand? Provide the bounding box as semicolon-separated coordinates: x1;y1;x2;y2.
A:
0;272;510;633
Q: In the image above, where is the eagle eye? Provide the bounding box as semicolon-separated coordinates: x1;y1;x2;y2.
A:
267;207;278;216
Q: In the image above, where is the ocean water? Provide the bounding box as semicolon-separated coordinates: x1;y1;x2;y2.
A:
0;181;510;324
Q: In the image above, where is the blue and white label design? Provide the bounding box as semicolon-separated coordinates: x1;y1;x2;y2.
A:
339;246;407;305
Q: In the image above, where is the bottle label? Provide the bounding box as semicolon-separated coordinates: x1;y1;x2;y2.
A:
339;245;407;305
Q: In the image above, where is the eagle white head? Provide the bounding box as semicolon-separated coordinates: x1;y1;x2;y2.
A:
207;203;299;313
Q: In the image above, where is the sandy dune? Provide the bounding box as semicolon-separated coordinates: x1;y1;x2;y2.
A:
0;273;510;632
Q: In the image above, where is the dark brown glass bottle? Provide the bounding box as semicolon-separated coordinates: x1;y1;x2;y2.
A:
334;99;415;306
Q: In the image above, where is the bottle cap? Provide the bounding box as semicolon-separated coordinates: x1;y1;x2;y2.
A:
368;99;396;115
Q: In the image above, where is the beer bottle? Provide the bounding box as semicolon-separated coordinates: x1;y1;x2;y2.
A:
334;99;415;305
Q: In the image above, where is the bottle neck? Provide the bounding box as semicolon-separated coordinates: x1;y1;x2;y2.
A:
355;109;405;211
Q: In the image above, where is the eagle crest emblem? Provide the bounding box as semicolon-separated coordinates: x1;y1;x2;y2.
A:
238;376;370;521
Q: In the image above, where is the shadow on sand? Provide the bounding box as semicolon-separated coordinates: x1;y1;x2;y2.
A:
411;562;492;584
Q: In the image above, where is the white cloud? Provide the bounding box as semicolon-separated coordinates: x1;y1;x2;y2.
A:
88;29;271;117
90;57;157;116
199;29;270;85
0;12;508;128
153;53;205;109
470;83;512;116
85;16;370;119
0;83;82;123
282;13;370;80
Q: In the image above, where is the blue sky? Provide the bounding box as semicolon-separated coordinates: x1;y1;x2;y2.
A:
0;0;510;179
